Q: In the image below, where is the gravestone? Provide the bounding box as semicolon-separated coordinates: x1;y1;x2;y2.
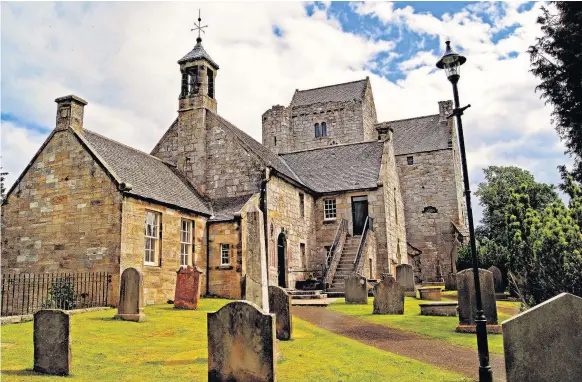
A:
373;276;404;314
114;267;146;322
268;286;292;340
208;301;276;382
244;208;269;312
395;264;415;296
456;268;498;329
174;265;203;310
445;272;457;291
488;266;504;293
344;273;368;304
33;309;71;376
503;293;582;381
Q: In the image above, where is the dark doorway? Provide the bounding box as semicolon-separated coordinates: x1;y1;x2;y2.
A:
277;233;287;287
352;196;369;235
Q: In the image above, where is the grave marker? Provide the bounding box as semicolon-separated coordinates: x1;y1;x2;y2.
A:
373;276;404;314
33;309;71;376
395;264;415;297
114;267;146;322
268;286;292;340
344;273;368;304
456;268;499;333
174;265;203;310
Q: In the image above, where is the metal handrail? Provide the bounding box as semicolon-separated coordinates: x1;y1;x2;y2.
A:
353;216;373;274
323;218;347;289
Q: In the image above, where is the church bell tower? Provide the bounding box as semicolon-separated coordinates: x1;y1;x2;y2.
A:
178;12;219;113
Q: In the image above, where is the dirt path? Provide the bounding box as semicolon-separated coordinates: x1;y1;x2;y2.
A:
293;306;506;381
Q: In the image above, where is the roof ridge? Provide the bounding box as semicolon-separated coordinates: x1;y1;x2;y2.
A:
294;78;367;94
280;140;381;156
378;113;440;125
84;129;172;165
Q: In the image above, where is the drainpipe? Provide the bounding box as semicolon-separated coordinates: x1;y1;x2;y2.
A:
259;168;271;279
205;221;210;296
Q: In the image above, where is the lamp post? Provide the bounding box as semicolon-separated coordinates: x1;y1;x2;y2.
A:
436;41;493;382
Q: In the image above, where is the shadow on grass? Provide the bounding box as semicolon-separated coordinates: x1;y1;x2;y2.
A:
143;358;207;366
1;369;56;377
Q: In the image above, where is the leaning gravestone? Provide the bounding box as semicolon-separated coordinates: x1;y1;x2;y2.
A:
345;273;368;304
244;208;269;312
488;265;504;293
174;265;203;310
456;268;498;332
114;267;146;322
503;293;582;382
373;276;404;314
395;264;415;296
208;301;276;382
268;286;292;340
34;310;71;376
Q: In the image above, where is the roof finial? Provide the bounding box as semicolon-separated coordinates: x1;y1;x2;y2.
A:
191;9;208;44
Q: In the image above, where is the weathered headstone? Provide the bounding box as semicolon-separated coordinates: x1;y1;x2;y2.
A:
503;293;582;382
268;286;292;340
488;265;504;293
445;272;457;291
208;301;276;382
373;276;404;314
114;267;146;322
344;273;368;304
419;287;442;301
33;309;71;376
174;265;203;310
244;208;269;312
456;268;498;329
395;264;415;296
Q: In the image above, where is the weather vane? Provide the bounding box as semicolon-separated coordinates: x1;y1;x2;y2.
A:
191;9;208;43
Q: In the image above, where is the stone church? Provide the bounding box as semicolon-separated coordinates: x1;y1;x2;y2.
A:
1;35;466;305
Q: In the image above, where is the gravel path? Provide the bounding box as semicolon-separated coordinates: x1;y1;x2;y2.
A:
293;306;507;381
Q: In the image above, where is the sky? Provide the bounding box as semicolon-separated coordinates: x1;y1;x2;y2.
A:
0;1;573;225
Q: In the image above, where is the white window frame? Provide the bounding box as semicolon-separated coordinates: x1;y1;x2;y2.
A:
144;211;161;266
180;219;194;267
220;244;230;266
324;199;337;221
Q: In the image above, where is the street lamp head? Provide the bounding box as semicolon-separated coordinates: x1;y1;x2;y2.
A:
436;40;466;83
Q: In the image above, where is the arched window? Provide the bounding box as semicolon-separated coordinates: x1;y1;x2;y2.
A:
321;122;327;136
314;123;320;137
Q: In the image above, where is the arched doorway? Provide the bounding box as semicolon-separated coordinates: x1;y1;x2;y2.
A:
277;232;287;288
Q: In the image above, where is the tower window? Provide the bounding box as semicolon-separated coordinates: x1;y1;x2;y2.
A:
274;136;277;146
407;156;414;165
299;193;305;218
188;66;200;96
314;123;320;137
207;68;214;99
321;122;327;136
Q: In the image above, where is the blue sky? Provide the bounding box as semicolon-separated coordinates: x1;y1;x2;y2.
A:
0;1;572;224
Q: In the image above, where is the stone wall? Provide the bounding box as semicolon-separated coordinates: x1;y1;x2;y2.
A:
207;221;242;299
265;175;317;288
120;197;207;305
361;79;378;142
1;129;123;303
313;189;386;279
261;105;291;155
395;148;465;282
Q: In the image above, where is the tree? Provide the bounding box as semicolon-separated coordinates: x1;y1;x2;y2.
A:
529;3;582;181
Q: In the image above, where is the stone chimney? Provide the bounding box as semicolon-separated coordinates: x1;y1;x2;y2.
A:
55;95;87;133
438;100;453;123
376;123;392;141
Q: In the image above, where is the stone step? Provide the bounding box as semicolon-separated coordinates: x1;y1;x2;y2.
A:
286;289;321;296
326;291;345;297
291;293;328;300
291;299;330;307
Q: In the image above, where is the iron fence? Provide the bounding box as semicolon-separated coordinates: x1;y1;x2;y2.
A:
1;272;112;317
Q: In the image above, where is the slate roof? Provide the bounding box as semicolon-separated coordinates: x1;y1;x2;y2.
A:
280;141;383;193
210;194;255;221
211;112;304;185
79;129;212;215
291;79;368;107
178;41;219;69
379;114;451;156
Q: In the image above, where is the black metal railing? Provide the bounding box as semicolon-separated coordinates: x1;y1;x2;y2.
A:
323;218;348;289
1;272;112;317
354;217;373;274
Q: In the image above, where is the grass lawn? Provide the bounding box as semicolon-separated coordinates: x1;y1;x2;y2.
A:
329;297;520;355
1;299;470;381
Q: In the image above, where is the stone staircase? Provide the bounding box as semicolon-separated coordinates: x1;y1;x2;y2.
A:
326;235;361;297
286;289;330;307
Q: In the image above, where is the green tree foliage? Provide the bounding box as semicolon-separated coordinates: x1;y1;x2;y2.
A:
463;165;582;306
529;2;582;181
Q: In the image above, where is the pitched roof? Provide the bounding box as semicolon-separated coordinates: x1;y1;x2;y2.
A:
210;194;254;221
79;129;212;215
378;114;451;156
210;112;304;185
178;41;219;69
280;141;383;193
291;79;368;107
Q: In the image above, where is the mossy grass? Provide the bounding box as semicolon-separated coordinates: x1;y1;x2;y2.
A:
329;297;520;355
1;299;469;381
